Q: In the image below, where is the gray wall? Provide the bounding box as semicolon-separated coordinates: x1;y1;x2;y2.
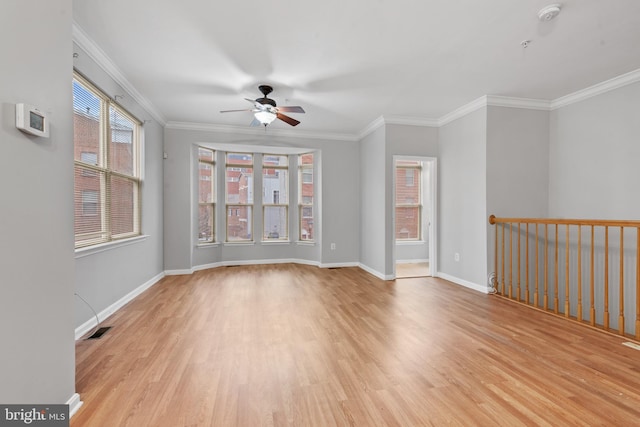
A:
0;1;76;403
163;128;360;271
359;126;387;275
73;45;165;329
438;108;488;286
486;106;550;276
549;82;640;218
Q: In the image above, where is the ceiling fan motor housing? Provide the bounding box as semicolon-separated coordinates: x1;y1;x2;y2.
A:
257;85;276;106
257;97;277;107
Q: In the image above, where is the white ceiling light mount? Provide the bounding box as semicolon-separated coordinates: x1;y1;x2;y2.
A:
538;4;561;22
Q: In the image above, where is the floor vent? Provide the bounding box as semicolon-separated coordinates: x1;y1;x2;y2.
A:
622;341;640;351
87;327;112;340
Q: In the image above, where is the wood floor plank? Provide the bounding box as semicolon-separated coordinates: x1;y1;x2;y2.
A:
72;264;640;426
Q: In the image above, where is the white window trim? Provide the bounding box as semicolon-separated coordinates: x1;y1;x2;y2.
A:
75;235;148;258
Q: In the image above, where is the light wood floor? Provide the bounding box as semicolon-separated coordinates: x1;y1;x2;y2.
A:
72;264;640;426
396;262;430;278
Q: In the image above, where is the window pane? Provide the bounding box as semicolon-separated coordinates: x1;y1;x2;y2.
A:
80;151;98;166
395;207;420;239
226;152;253;165
298;153;314;241
227;206;252;241
263;154;288;167
198;147;214;162
396;168;420;204
73;80;102;164
299;153;313;166
199;162;214;203
109;106;135;176
263;206;288;240
226;167;253;204
263;169;288;204
110;175;138;236
405;169;415;186
82;190;99;216
300;207;314;241
74;165;106;243
198;205;214;242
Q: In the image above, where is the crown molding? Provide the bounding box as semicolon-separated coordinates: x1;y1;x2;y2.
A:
72;22;167;126
165;121;358;142
550;68;640;110
486;95;551;110
438;96;488;126
357;115;439;140
357;116;385;140
383;115;440;128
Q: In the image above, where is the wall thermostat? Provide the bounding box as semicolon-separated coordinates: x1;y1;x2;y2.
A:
16;103;49;137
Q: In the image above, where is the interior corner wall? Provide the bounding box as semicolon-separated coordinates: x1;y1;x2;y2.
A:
385;124;439;274
0;0;76;403
549;81;640;219
486;106;550;276
359;125;387;275
438;108;488;287
73;44;165;329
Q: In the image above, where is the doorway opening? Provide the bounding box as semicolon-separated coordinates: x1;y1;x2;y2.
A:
393;156;436;279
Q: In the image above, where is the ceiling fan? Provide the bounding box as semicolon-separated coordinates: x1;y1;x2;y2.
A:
220;85;305;127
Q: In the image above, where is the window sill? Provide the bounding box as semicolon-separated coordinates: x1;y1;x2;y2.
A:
223;241;256;246
75;235;148;259
396;240;425;246
296;241;315;246
261;240;291;245
196;242;220;248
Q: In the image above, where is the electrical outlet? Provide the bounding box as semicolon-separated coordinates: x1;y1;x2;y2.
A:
454;252;460;262
330;243;336;250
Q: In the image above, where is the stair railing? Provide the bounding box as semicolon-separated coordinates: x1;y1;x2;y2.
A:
489;215;640;340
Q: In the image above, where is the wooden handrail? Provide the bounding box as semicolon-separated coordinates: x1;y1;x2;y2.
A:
489;214;640;341
489;215;640;227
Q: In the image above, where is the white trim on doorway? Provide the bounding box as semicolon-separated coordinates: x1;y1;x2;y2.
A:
392;155;437;280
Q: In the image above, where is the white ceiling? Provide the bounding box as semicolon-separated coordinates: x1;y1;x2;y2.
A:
73;0;640;136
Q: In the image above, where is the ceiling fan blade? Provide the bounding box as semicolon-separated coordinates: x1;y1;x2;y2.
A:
276;112;300;127
250;117;262;127
276;106;305;114
220;108;254;113
244;98;266;109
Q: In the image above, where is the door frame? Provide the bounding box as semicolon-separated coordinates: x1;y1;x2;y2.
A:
391;155;437;278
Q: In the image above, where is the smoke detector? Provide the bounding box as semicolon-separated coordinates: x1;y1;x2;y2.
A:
538;4;561;21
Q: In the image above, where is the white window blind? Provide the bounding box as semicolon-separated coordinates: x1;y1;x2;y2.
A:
73;72;142;248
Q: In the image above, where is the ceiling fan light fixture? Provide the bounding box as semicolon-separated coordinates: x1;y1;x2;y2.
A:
255;110;276;125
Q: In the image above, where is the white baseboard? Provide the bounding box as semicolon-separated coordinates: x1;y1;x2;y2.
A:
75;271;166;340
164;268;194;275
437;272;490;294
358;263;394;281
67;393;83;418
173;259;370;278
396;258;429;264
319;262;359;268
192;258;322;272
